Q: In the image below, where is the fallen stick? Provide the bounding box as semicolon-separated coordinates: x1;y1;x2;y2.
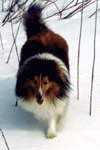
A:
0;128;10;150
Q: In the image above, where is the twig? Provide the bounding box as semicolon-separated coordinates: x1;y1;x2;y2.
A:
44;0;58;8
2;0;14;25
6;20;21;63
0;31;4;50
9;0;60;22
0;128;10;150
89;8;100;18
2;0;98;24
2;0;97;24
77;0;84;100
2;0;29;26
63;0;92;19
89;0;98;116
11;21;19;62
45;0;75;19
2;0;4;12
6;0;37;23
62;0;66;9
8;2;35;23
46;0;61;12
64;0;96;19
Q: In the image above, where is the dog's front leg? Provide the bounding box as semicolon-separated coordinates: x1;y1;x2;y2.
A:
46;118;57;138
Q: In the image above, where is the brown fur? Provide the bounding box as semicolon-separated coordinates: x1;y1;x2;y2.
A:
20;27;69;71
23;75;60;102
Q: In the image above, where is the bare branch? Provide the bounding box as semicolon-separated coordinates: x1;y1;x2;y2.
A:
89;0;98;116
77;0;84;100
89;8;100;18
2;0;98;24
11;21;19;62
63;0;92;19
6;20;21;63
64;0;96;19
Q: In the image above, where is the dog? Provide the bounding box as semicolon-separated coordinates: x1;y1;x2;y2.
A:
15;3;70;138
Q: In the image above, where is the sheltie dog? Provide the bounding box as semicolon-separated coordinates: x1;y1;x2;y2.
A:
15;3;70;138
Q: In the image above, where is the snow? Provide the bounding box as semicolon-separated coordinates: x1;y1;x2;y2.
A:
0;1;100;150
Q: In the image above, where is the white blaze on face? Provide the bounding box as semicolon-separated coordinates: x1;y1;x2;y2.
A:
39;74;42;96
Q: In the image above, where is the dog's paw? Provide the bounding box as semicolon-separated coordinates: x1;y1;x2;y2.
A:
46;131;57;138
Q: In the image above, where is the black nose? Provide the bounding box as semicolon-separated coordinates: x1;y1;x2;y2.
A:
37;93;42;102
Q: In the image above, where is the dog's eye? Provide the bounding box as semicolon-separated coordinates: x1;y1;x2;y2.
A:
44;81;48;85
46;88;52;94
33;80;37;85
28;86;35;93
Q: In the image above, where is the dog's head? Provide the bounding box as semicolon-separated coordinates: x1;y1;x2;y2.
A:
16;58;70;104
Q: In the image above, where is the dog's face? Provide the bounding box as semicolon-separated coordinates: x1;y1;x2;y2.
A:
23;74;60;104
16;58;69;104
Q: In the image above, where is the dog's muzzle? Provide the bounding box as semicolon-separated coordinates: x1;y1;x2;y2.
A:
36;93;44;105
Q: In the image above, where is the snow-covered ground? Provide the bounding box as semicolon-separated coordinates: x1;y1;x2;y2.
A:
0;1;100;150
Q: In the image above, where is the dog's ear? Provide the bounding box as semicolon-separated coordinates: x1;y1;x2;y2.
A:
15;66;29;98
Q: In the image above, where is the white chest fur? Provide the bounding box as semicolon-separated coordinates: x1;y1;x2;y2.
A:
18;98;69;122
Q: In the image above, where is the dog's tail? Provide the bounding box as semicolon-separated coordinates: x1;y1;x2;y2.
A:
23;3;45;38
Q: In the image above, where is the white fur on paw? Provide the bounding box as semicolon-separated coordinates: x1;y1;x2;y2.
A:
46;132;57;138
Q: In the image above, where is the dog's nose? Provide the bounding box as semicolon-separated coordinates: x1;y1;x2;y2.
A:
37;93;42;102
36;93;44;105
